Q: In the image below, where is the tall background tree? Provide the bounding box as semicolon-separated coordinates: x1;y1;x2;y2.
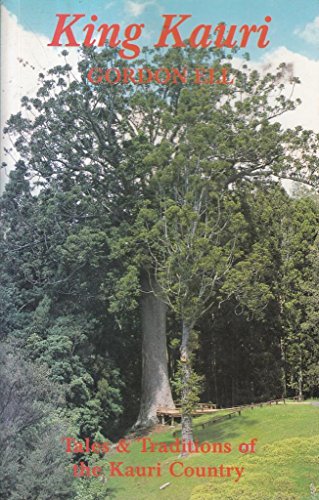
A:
1;44;319;454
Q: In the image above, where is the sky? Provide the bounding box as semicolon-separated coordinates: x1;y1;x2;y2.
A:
2;0;319;59
1;0;319;189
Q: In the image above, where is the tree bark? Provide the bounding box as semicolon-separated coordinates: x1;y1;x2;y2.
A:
134;273;175;428
298;350;303;401
180;321;195;455
280;338;287;398
181;361;194;455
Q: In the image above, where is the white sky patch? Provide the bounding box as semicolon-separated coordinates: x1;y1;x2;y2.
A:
295;16;319;46
233;47;319;133
263;47;319;132
0;6;79;191
233;47;319;193
125;1;156;18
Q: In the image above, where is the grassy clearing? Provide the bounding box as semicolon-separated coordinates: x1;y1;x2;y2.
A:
84;404;319;499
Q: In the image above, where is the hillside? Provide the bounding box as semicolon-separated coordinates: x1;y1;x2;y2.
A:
91;404;319;500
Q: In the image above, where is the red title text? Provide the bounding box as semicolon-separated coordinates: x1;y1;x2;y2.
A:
48;14;272;59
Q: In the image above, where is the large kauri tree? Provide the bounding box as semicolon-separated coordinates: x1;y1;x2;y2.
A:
130;61;319;438
3;45;319;433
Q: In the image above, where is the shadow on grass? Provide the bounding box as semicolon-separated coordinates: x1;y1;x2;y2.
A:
172;413;259;444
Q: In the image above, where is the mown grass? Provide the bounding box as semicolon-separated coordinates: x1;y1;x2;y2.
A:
80;404;319;499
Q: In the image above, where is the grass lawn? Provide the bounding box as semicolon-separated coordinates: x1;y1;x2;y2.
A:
84;404;319;499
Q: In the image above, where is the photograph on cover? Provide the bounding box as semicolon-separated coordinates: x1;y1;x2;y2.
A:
1;1;319;499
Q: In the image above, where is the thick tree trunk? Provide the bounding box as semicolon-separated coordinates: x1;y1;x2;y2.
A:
134;273;175;429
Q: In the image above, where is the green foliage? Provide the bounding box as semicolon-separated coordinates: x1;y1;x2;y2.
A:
172;361;204;415
0;344;74;500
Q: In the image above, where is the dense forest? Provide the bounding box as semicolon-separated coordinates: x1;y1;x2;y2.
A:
1;45;319;498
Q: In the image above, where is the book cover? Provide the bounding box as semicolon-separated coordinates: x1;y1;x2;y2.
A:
1;1;319;499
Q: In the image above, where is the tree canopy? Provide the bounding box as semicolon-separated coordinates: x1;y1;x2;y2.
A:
1;44;319;495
